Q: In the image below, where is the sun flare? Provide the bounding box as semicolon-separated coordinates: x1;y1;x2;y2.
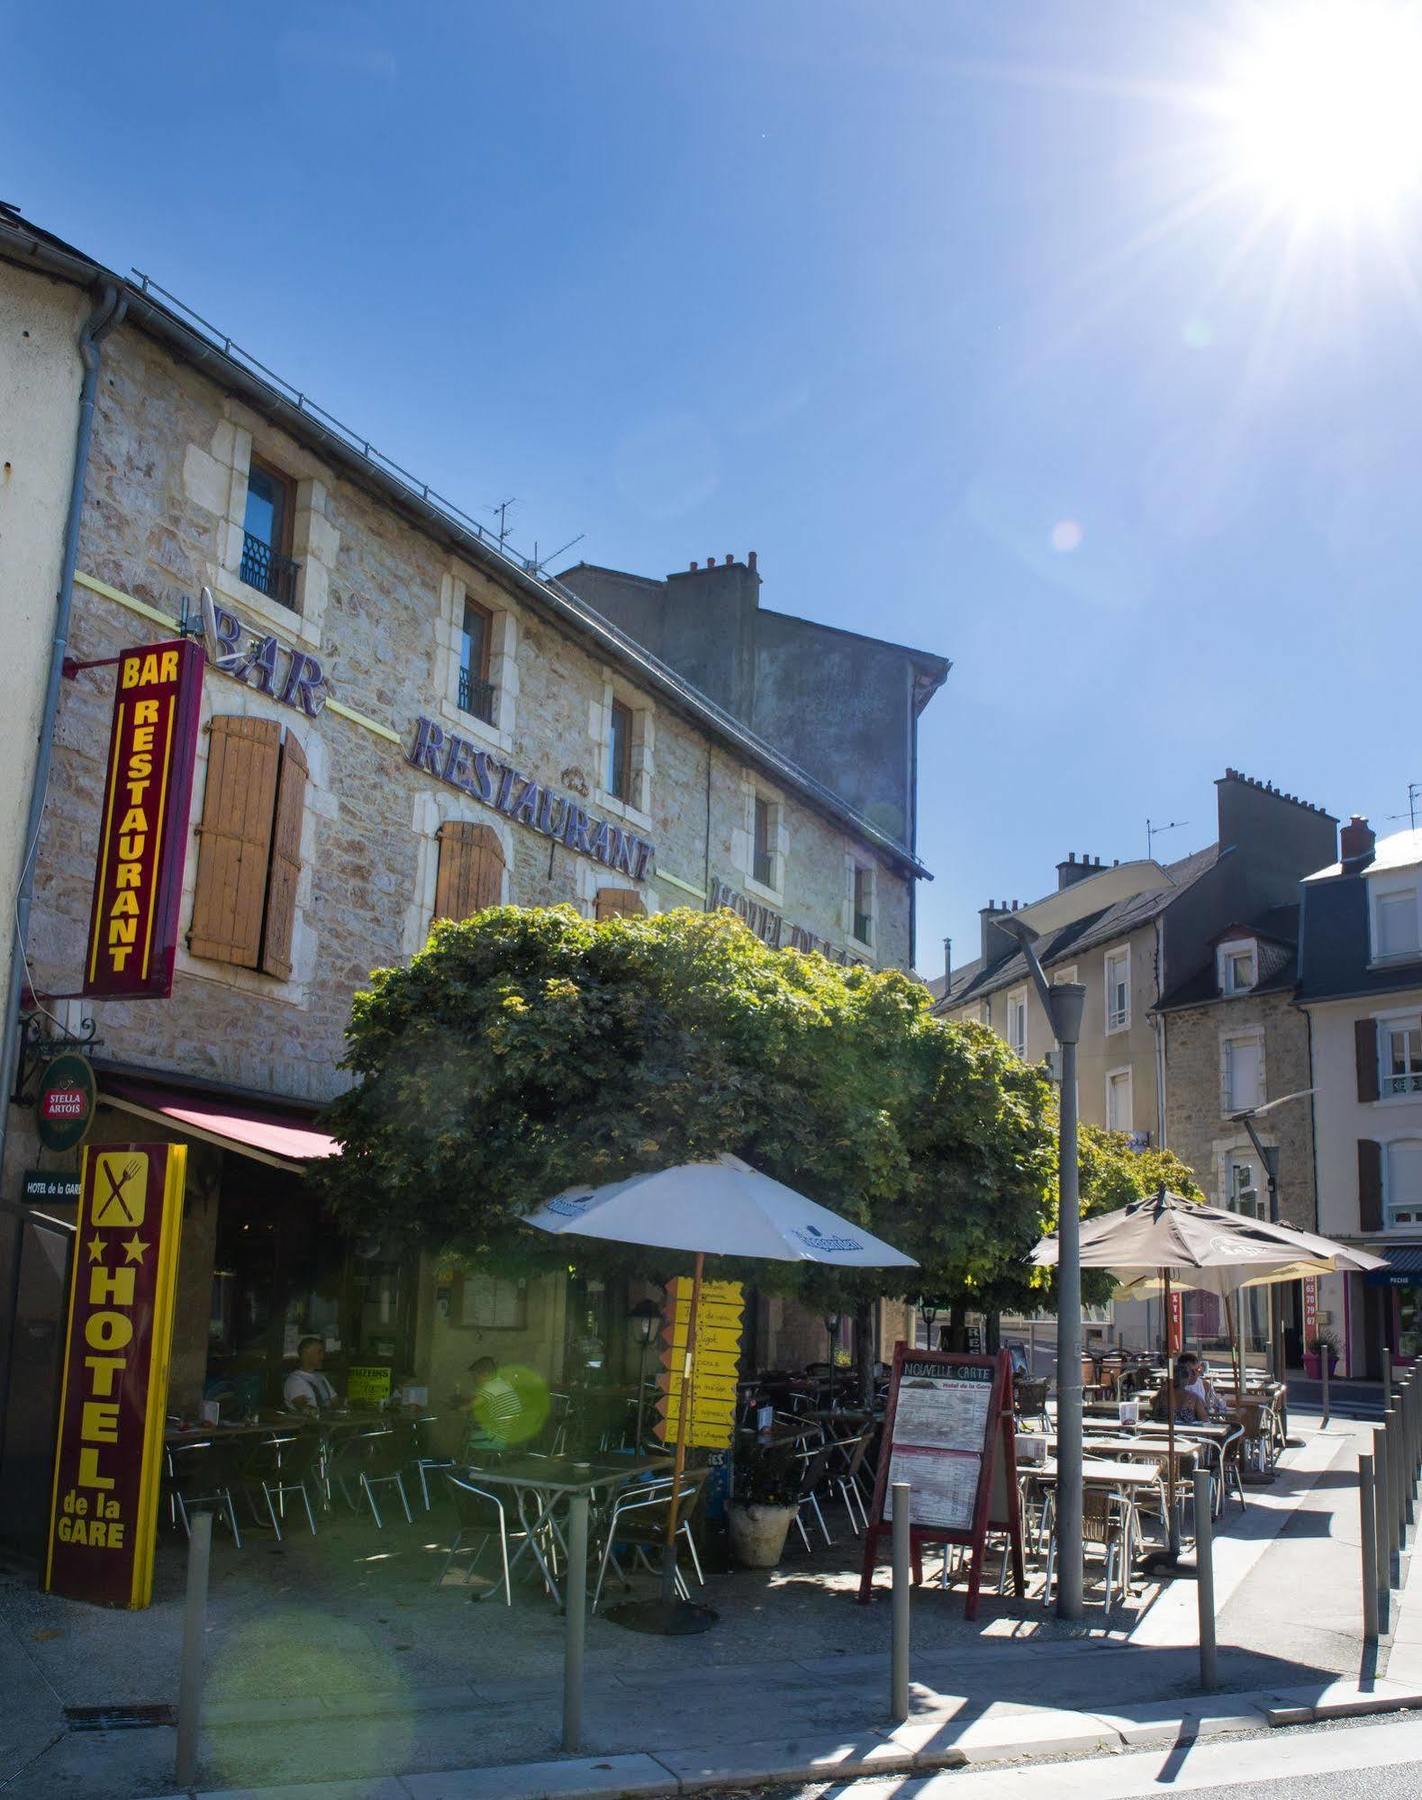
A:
1220;2;1422;223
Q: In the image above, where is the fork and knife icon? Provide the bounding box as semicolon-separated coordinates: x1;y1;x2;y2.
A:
92;1154;146;1228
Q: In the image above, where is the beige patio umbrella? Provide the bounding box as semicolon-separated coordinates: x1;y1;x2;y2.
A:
1031;1187;1384;1562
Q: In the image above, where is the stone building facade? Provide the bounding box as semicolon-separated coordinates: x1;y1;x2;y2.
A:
0;212;946;1530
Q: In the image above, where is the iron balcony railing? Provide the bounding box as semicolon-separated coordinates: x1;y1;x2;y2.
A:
458;667;497;725
240;531;300;609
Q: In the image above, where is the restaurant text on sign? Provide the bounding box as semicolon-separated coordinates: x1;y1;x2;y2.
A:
45;1144;186;1608
82;640;204;1001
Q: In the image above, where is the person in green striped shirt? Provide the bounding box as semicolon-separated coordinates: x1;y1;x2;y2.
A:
463;1356;522;1459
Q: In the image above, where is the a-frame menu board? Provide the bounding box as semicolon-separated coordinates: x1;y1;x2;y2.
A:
857;1345;1024;1619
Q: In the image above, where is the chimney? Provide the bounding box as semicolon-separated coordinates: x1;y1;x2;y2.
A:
1340;814;1376;871
943;936;952;990
689;561;699;571
980;900;1017;966
747;550;758;573
1056;852;1104;891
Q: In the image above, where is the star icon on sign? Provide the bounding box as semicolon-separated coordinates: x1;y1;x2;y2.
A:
86;1235;105;1265
121;1234;148;1265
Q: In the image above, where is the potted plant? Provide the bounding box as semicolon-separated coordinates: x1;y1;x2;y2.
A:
1303;1332;1339;1379
728;1443;802;1568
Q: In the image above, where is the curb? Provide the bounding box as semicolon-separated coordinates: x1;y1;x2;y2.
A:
140;1682;1422;1800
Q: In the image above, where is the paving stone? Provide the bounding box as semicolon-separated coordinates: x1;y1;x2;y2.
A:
1265;1677;1422;1725
194;1783;409;1800
917;1705;1118;1766
658;1732;913;1790
1087;1695;1272;1746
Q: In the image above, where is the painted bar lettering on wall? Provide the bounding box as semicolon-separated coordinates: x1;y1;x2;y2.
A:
82;641;204;1001
408;714;656;878
44;1143;186;1609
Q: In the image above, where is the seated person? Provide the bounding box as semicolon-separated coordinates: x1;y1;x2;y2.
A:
461;1355;522;1458
283;1334;338;1413
1150;1358;1210;1424
1177;1352;1229;1418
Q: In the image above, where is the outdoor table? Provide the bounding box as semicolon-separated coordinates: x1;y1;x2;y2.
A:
461;1452;671;1606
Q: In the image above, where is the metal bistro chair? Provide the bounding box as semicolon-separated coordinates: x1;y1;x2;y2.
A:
241;1429;321;1539
440;1472;513;1604
1043;1486;1136;1611
789;1444;837;1550
591;1470;708;1612
329;1427;414;1529
1014;1377;1050;1434
166;1438;244;1549
829;1426;876;1534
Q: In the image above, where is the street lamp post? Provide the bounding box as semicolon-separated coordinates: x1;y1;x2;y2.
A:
1233;1089;1312;1433
997;917;1087;1621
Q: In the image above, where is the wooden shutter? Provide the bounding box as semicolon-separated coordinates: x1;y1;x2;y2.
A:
1358;1138;1383;1232
595;887;646;921
189;716;280;968
1356;1017;1381;1103
433;821;505;924
259;731;307;980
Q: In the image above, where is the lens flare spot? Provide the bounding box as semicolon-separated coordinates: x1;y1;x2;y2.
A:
1050;519;1084;553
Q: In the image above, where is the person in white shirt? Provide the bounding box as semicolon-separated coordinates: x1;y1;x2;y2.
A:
283;1335;338;1412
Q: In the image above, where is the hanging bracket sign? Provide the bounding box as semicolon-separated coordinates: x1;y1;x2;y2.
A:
857;1346;1024;1619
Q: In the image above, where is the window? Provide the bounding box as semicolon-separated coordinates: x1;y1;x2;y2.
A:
1385;1139;1422;1229
978;1000;991;1027
752;794;776;887
432;821;505;925
1373;884;1422;961
1383;1017;1422;1098
1105;948;1130;1032
852;863;874;945
1227;1158;1264;1219
607;699;634;802
458;599;495;725
1106;1068;1133;1134
1007;990;1027;1060
239;457;299;608
457;1271;529;1330
595;887;646;921
189;716;307;978
1219;941;1256;994
1222;1033;1265;1114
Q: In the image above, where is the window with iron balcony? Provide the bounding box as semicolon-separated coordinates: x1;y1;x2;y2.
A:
240;457;301;610
458;598;497;726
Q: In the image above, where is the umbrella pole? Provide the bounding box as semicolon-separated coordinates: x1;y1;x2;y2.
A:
660;1250;702;1603
1165;1268;1180;1559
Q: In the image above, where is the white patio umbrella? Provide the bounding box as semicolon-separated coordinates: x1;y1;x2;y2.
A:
525;1153;916;1631
1030;1187;1384;1561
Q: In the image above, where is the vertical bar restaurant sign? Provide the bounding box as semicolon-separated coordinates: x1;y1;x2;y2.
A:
1167;1288;1184;1355
82;639;204;1000
45;1142;186;1608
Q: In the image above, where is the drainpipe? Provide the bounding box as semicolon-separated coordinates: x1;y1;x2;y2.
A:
0;280;127;1432
1153;919;1168;1147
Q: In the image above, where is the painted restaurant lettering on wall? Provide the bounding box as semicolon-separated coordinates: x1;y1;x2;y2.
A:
408;715;656;879
200;589;329;718
45;1143;186;1609
707;877;861;966
82;639;204;1001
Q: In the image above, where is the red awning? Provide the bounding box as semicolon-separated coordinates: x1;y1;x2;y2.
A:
99;1076;338;1173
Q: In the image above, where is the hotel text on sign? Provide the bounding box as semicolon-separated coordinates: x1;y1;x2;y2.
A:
45;1143;186;1608
83;640;204;1000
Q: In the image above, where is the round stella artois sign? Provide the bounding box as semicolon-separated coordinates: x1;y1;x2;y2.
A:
36;1053;97;1153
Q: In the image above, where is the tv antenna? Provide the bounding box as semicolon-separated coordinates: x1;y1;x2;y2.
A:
528;533;585;576
489;498;518;549
1385;782;1422;829
1147;817;1188;860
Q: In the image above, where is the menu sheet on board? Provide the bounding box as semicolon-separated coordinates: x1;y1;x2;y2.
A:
881;1362;996;1531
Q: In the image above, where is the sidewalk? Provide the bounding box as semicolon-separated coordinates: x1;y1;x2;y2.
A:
0;1409;1415;1800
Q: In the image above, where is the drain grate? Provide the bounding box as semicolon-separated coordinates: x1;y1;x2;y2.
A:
64;1704;176;1732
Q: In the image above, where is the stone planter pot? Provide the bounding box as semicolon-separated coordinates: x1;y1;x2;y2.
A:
728;1502;797;1568
1303;1351;1338;1379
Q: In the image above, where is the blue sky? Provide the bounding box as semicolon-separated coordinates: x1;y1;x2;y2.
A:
7;2;1422;976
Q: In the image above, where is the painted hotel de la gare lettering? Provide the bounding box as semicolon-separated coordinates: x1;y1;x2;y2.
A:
0;210;948;1484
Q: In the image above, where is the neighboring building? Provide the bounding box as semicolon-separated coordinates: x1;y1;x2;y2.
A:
935;770;1337;1352
1156;906;1316;1362
0;211;946;1542
1298;817;1422;1376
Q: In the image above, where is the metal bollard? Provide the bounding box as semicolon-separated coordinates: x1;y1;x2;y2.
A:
891;1481;911;1724
1388;1405;1406;1555
1194;1469;1217;1692
1321;1348;1331;1430
1375;1426;1394;1625
1360;1453;1379;1644
1383;1347;1393;1412
174;1507;213;1788
562;1493;590;1753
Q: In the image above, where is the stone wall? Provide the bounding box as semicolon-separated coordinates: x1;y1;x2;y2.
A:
19;317;917;1110
1162;990;1316;1226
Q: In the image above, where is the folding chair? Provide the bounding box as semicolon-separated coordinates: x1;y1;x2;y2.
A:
591;1471;707;1612
241;1429;321;1539
440;1473;512;1604
830;1427;876;1533
166;1439;243;1549
329;1427;413;1528
789;1445;836;1550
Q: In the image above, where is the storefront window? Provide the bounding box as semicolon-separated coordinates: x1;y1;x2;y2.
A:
1400;1288;1422;1362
